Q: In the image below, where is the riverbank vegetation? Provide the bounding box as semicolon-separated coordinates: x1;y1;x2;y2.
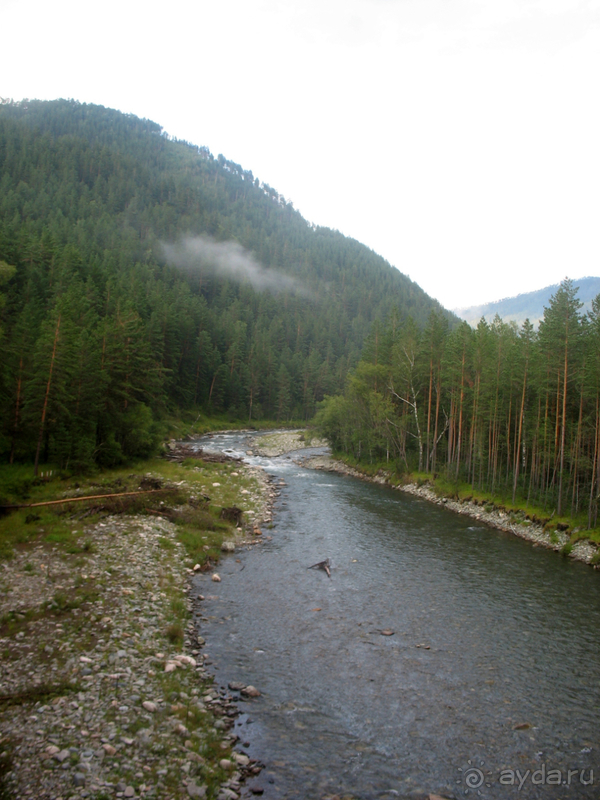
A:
0;451;266;563
315;279;600;545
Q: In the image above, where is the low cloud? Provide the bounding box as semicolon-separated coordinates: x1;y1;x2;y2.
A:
162;236;310;296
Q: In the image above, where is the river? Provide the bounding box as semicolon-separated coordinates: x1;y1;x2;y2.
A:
191;431;600;800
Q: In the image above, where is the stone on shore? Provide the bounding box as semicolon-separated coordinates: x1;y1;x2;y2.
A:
187;782;208;798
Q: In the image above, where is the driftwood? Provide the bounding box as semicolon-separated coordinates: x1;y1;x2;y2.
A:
164;444;242;464
308;558;331;578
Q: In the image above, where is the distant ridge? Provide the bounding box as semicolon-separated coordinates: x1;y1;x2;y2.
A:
454;276;600;328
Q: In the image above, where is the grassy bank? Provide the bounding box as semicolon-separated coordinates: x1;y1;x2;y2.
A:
160;411;308;443
0;452;266;564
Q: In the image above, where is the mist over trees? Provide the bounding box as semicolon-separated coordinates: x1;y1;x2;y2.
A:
316;279;600;525
0;98;451;470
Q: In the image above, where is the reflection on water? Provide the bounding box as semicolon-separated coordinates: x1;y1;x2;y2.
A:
192;432;600;799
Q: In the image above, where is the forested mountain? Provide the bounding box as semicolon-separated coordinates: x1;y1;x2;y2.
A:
456;277;600;328
317;279;600;526
0;98;451;470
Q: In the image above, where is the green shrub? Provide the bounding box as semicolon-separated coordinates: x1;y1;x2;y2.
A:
166;623;184;646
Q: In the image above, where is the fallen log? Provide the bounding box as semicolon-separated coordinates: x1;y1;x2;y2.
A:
0;488;177;511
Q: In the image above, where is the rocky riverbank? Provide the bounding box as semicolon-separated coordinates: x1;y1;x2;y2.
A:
247;431;327;458
0;458;276;800
298;455;599;567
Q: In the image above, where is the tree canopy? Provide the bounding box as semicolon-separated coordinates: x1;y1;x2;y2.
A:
316;279;600;526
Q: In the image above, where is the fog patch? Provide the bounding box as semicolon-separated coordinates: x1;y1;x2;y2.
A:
162;236;310;297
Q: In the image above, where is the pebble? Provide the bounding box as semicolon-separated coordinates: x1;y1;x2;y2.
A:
241;686;261;698
219;788;240;800
174;723;190;737
187;782;207;798
212;573;222;582
175;654;196;667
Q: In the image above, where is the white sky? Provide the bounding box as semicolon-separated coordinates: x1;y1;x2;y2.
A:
2;0;600;311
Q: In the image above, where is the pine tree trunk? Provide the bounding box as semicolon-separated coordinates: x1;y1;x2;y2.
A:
34;315;61;476
9;357;24;465
512;361;528;504
557;340;569;516
426;357;433;473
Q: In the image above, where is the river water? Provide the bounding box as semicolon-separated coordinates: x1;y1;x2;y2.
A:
191;432;600;800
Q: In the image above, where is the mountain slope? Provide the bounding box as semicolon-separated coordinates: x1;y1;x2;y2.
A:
0;98;453;468
455;277;600;328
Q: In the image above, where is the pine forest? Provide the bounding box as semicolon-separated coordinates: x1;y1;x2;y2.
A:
0;99;449;470
316;281;600;528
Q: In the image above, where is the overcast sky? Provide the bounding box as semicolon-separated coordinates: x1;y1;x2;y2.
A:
2;0;600;311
